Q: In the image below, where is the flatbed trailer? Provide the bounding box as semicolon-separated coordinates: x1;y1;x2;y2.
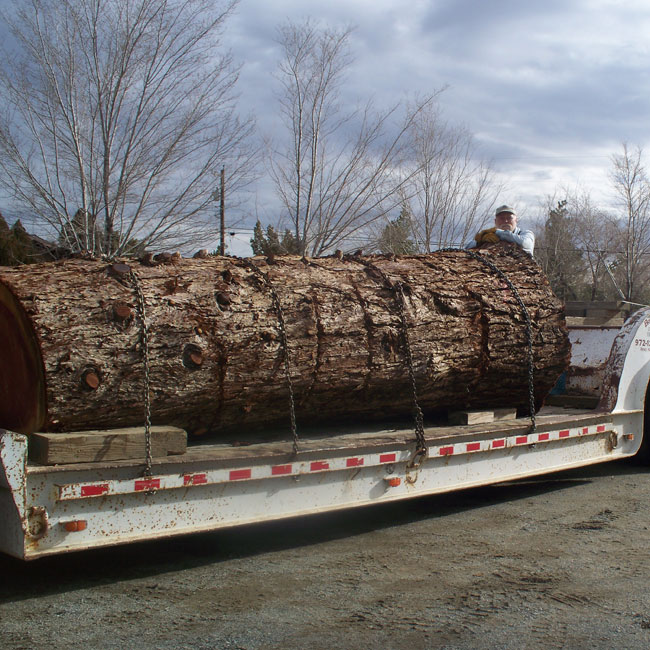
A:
2;308;650;560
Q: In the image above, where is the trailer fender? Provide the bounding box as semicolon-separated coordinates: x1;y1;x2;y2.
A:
598;308;650;414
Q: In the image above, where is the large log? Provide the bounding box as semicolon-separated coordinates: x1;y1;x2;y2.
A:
0;244;570;437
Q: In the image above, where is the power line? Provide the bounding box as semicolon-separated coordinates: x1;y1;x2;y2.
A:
492;154;613;161
535;245;650;256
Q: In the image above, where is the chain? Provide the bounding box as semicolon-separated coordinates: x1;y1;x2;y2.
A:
246;260;300;455
349;256;428;463
394;282;428;459
129;269;154;476
438;247;536;432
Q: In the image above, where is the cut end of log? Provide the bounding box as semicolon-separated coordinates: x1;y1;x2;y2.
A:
0;281;47;434
108;262;132;278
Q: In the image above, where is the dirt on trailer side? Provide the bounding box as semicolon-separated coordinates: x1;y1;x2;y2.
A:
1;458;650;649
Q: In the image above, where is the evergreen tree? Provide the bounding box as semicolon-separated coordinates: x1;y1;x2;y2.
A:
0;214;41;265
378;208;417;255
250;220;301;256
9;220;36;265
0;213;11;265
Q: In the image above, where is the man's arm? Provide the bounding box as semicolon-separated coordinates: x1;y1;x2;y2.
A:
495;229;535;255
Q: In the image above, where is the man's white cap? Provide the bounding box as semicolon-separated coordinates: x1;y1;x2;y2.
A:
495;204;516;216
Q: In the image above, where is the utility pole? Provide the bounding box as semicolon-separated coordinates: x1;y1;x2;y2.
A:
219;167;226;255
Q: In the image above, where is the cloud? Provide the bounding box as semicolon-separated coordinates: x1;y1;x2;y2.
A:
223;0;650;218
3;0;647;225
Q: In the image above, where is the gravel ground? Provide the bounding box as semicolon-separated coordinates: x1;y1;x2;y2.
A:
2;459;650;649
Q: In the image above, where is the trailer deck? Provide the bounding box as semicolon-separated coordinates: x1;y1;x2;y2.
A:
24;406;620;473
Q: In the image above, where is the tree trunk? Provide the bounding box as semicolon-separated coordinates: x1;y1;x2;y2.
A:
0;244;570;437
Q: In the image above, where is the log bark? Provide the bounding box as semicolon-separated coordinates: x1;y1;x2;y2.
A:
0;244;570;437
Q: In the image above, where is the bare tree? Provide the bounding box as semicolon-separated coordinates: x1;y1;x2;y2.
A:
0;0;257;257
566;189;622;301
533;197;587;300
399;102;500;251
270;19;436;256
610;143;650;301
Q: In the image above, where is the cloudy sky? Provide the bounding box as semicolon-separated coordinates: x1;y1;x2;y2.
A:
222;0;650;234
3;0;649;255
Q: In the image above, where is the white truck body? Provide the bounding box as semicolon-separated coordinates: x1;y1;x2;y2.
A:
2;307;650;560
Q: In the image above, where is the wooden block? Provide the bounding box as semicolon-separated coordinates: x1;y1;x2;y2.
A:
493;408;518;421
545;395;600;409
565;301;623;315
585;308;621;319
566;316;624;329
448;410;493;425
28;426;187;465
448;408;518;426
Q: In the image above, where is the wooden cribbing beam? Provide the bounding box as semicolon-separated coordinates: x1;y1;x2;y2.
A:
28;426;187;465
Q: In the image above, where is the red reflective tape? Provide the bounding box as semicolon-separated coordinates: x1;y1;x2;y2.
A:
311;461;329;472
492;439;505;449
538;433;550;441
440;446;454;456
466;442;481;452
379;453;397;463
582;427;589;435
346;457;364;467
559;430;570;438
516;436;528;445
135;478;160;491
229;469;252;481
272;464;292;476
597;425;606;432
81;484;109;497
184;473;207;486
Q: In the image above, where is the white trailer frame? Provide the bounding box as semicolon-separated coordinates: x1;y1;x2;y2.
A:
2;308;650;560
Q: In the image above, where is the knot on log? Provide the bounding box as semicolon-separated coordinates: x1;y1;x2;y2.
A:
183;344;204;369
81;367;101;391
139;252;156;266
112;300;134;325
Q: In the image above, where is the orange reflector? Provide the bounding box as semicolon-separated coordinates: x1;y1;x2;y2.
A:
624;434;635;441
63;520;87;532
386;477;401;487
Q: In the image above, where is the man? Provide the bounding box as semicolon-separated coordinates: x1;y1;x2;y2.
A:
470;205;535;255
